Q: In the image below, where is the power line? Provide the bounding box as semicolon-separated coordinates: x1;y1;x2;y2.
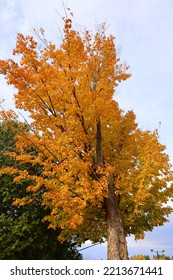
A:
78;242;101;251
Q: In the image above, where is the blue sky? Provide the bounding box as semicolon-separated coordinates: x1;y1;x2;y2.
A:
0;0;173;259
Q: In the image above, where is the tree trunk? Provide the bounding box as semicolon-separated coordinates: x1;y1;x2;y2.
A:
96;117;103;165
96;117;128;260
105;175;128;260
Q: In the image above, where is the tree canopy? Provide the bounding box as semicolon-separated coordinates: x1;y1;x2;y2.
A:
0;11;173;259
0;121;82;260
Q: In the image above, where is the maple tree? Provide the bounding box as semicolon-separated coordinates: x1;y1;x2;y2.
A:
0;121;82;260
0;11;173;259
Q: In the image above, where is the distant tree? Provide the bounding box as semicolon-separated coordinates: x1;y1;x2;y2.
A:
152;254;171;260
0;121;82;260
130;254;173;260
0;9;173;259
130;254;150;260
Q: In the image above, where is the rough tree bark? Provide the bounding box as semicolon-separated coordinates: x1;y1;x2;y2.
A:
96;117;128;260
105;176;128;259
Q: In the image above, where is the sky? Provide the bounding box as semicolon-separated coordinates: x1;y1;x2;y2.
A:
0;0;173;259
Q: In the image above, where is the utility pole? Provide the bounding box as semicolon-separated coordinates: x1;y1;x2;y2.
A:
151;249;165;260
